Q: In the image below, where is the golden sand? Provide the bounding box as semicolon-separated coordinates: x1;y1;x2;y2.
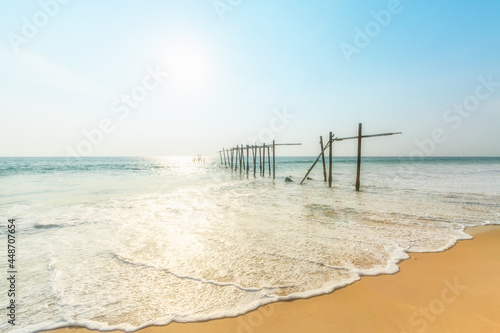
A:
46;225;500;333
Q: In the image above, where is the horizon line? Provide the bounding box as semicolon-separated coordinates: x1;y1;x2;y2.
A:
1;155;499;158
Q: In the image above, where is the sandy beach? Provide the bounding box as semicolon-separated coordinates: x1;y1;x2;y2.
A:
45;225;500;333
4;0;500;331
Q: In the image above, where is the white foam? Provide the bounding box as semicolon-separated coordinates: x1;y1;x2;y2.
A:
2;157;499;333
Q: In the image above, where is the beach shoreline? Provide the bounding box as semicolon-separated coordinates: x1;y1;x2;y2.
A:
43;224;500;333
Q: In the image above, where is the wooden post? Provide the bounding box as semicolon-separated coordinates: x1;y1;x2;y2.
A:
235;145;239;171
356;123;362;191
263;143;266;177
223;149;227;166
272;140;276;180
331;127;400;190
320;136;327;182
233;148;236;170
241;145;245;169
300;138;333;185
241;145;245;173
243;145;246;168
246;145;250;174
240;145;243;173
253;146;257;176
219;151;223;165
259;146;262;175
328;132;333;188
267;145;271;176
238;146;241;172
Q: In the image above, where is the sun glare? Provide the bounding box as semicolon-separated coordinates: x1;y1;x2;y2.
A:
165;45;208;89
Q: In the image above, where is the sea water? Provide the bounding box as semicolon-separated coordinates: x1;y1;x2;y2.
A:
0;156;499;332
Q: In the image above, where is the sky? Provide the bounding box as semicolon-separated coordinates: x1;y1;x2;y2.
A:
0;0;499;157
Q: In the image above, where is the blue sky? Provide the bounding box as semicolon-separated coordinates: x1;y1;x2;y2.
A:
1;0;499;156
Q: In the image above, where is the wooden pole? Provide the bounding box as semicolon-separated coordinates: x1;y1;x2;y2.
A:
253;146;257;177
238;146;241;172
241;146;243;168
272;143;302;147
233;148;236;170
259;147;262;175
223;149;227;166
246;145;250;174
241;145;245;173
240;145;243;173
356;123;362;191
328;132;333;188
219;151;223;165
334;132;402;141
272;140;276;180
300;138;333;185
267;146;271;176
263;143;266;177
320;136;327;182
235;145;239;171
300;154;322;185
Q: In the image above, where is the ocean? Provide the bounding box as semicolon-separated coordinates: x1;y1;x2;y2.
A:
0;156;499;332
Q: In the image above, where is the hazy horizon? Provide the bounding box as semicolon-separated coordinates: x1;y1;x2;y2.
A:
1;155;500;159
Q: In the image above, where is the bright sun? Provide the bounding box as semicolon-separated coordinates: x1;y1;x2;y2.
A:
165;45;208;89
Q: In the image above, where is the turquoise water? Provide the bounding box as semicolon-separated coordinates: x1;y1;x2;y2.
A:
0;156;499;332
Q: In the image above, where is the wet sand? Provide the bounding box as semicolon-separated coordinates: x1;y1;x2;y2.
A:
46;225;500;333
